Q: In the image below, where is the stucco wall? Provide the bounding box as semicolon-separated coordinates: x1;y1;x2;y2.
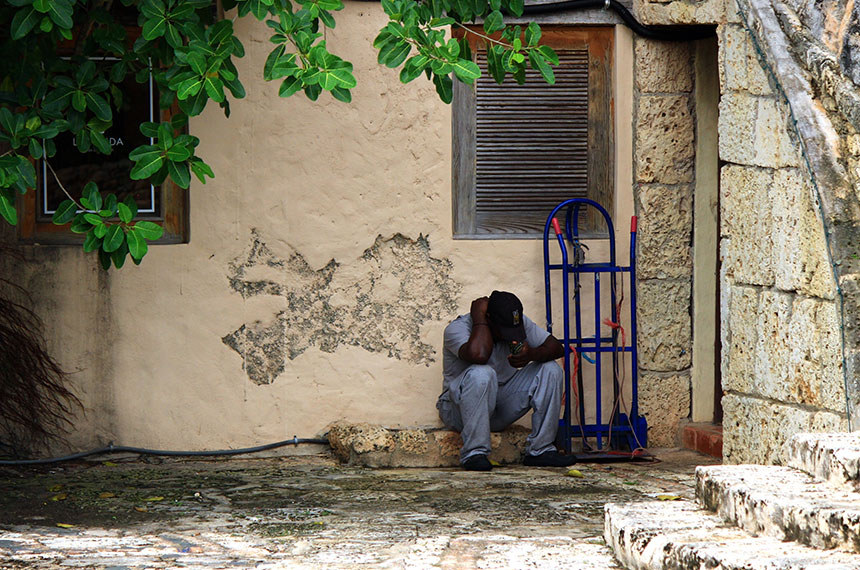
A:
1;4;643;454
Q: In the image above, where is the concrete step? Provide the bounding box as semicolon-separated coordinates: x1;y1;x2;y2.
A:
787;432;860;489
605;501;860;569
697;464;860;552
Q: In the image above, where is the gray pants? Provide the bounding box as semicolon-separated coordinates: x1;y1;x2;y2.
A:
436;361;564;463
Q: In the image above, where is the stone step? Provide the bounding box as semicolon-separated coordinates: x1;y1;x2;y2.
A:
605;501;860;570
697;464;860;552
787;432;860;489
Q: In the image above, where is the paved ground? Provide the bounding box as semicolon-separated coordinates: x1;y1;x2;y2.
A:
0;448;717;569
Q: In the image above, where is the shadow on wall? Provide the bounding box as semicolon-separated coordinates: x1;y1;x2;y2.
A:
222;230;461;385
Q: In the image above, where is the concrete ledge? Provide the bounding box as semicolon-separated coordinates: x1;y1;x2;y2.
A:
326;422;529;467
605;501;860;569
787;432;860;490
696;464;860;552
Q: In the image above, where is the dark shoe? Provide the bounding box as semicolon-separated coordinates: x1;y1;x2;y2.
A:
523;450;577;467
462;454;493;471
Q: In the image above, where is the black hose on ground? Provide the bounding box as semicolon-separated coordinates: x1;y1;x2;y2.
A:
0;436;330;466
522;0;716;41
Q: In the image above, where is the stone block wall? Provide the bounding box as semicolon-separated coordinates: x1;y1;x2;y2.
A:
632;0;854;462
632;39;695;446
717;13;848;464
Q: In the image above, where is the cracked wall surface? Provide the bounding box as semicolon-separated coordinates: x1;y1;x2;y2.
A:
223;230;459;385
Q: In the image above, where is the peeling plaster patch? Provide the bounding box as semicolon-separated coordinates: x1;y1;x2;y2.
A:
227;229;287;299
224;232;460;384
221;314;287;385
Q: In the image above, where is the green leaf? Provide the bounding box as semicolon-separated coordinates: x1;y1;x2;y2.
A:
70;214;91;234
508;0;523;16
130;149;164;180
139;122;159;138
537;44;559;65
0;194;17;225
189;158;214;183
104;193;117;215
304;83;322;101
29;138;43;160
83;230;102;252
330;86;351;102
378;39;410;68
187;52;207;76
118;202;133;223
52;199;77;225
123;195;138;218
84;213;104;226
166;145;191;162
102;224;125;252
203;75;225;102
111;242;128;268
278;76;303;98
47;0;73;29
167;160;191;188
483;10;504;34
98;248;112;271
134;220;164;240
432;73;453;104
90;130;111;154
142;16;167;39
127;228;148;260
33;0;49;13
452;59;480;83
177;77;204;99
93;222;107;238
72;91;86;112
529;50;555;84
83;182;102;211
525;22;541;46
11;7;39;40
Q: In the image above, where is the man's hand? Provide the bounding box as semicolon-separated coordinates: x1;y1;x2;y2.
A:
470;296;489;322
508;341;531;368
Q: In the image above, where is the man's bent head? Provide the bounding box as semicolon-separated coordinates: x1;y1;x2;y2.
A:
486;291;527;343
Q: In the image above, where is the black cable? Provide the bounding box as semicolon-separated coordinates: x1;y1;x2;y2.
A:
0;436;330;466
522;0;716;41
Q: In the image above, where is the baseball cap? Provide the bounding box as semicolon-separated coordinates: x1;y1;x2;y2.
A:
486;291;526;343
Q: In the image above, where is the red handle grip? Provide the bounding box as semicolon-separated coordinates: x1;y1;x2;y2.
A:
631;216;637;233
552;218;562;236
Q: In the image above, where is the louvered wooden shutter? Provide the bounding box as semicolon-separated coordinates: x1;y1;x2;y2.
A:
453;26;614;238
475;48;589;234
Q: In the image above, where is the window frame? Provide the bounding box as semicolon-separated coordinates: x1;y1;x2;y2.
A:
16;32;189;246
452;25;615;239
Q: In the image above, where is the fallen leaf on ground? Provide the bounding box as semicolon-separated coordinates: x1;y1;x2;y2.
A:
134;506;148;512
489;460;501;467
103;461;118;467
49;493;68;501
48;484;64;492
566;469;584;478
656;494;681;501
144;496;164;502
56;523;74;529
99;492;116;499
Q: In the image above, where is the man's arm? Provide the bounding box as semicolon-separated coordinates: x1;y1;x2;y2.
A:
457;297;494;364
508;335;564;368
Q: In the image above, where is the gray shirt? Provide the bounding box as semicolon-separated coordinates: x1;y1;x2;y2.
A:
442;313;551;393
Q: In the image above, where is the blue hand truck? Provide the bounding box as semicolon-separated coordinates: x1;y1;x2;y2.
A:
542;198;648;459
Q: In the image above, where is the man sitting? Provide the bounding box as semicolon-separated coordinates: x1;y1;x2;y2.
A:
437;291;577;471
